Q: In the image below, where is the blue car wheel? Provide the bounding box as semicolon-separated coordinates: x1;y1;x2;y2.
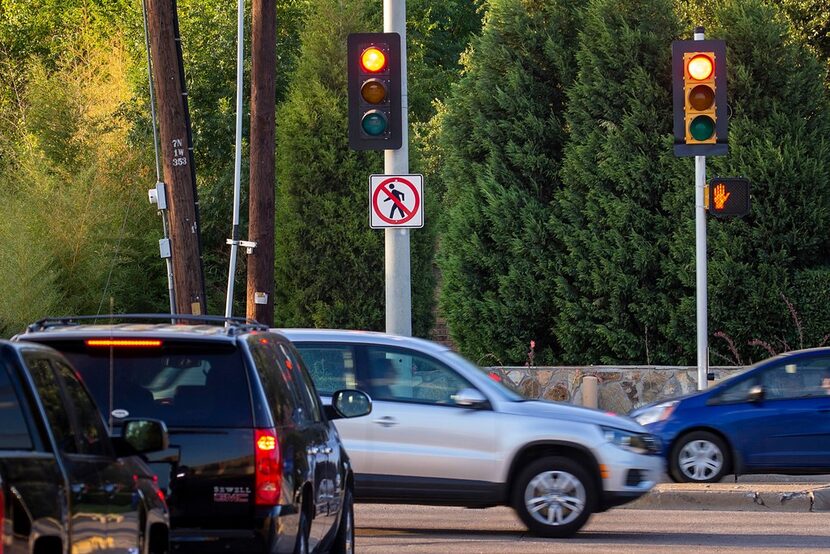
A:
670;431;730;483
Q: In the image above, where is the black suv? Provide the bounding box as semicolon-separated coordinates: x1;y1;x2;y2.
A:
16;315;371;554
1;340;170;553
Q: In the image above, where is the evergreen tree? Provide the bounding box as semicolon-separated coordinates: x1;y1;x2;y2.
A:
553;0;682;364
667;0;830;364
437;0;581;364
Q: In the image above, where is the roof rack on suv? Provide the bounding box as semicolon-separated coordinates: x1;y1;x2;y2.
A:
25;314;270;336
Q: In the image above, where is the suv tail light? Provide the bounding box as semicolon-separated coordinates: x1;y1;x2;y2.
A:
254;429;282;506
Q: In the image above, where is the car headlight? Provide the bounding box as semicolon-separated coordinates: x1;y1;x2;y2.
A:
601;426;661;454
631;400;678;426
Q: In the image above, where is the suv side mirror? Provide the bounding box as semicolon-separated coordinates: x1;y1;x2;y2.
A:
452;388;488;409
114;419;169;456
328;389;372;420
748;385;765;403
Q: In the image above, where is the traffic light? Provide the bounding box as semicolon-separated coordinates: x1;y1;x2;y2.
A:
672;39;728;157
707;177;750;217
347;33;402;150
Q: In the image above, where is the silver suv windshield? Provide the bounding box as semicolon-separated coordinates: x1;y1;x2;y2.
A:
444;351;526;401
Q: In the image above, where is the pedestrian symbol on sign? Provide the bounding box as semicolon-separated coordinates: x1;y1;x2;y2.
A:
385;183;406;219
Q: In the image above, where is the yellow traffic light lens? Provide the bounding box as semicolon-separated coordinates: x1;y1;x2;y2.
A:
688;84;715;111
361;79;387;104
360;47;386;73
688;54;713;80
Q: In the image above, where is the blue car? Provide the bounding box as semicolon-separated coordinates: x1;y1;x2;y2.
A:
630;348;830;483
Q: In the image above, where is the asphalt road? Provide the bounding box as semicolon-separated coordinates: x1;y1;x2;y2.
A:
355;504;830;553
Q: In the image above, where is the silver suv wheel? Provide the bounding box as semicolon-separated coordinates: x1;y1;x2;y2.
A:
513;456;595;538
524;470;586;526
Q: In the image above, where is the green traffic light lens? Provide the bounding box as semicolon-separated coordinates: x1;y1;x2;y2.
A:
689;115;715;141
361;111;388;136
689;85;715;111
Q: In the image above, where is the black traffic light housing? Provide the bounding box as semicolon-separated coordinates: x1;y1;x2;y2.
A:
347;32;402;151
672;39;728;157
707;177;750;217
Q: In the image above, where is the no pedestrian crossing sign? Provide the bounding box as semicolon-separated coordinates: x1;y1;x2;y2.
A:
369;174;424;229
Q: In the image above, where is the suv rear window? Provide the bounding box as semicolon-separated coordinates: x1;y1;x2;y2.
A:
40;340;252;428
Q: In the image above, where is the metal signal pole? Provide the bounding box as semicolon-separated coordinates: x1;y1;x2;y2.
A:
384;0;412;337
146;0;207;315
246;0;277;326
694;27;709;390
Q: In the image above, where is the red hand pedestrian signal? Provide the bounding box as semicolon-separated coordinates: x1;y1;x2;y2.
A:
708;177;750;218
713;183;730;210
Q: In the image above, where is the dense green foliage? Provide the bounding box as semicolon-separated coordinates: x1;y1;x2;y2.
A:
436;0;581;364
1;0;829;365
553;0;683;364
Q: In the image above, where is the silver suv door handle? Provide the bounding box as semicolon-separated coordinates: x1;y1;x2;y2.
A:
373;416;398;427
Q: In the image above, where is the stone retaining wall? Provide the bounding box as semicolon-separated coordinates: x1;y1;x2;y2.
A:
487;366;748;414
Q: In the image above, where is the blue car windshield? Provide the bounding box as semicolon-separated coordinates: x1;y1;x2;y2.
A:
443;351;526;401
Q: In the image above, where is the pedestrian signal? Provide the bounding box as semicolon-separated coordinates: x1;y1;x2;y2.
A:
707;177;750;217
672;39;728;157
348;33;402;150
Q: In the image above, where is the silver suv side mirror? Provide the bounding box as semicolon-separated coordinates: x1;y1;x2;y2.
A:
330;389;372;419
453;388;488;408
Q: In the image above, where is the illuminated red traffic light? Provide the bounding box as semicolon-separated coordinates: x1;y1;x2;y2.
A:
347;33;402;150
687;54;713;80
672;39;728;156
360;47;386;73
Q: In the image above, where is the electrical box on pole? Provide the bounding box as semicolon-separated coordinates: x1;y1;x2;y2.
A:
347;32;402;151
672;39;728;157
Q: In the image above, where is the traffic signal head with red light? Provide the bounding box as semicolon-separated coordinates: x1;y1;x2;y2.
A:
348;33;402;150
672;39;728;157
707;177;750;217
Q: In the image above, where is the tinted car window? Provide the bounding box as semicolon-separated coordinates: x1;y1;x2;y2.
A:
713;374;759;404
52;341;253;428
25;355;78;454
280;343;323;423
365;346;474;405
761;356;830;400
248;337;298;427
295;343;359;396
0;359;33;450
52;359;110;456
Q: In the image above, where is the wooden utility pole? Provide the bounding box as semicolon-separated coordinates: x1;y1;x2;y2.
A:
246;0;277;326
146;0;207;315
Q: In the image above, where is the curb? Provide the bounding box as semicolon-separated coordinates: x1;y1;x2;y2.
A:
624;483;830;512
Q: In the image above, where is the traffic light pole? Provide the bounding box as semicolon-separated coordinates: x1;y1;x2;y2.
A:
695;154;708;390
694;27;708;391
384;0;412;337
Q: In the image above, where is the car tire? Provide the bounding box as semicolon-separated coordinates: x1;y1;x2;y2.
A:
331;486;355;554
670;430;730;483
294;504;310;554
512;456;595;538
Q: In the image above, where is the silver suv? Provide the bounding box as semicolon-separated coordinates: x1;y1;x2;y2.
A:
279;329;663;538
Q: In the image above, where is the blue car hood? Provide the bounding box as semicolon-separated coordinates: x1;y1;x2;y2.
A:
500;399;647;433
